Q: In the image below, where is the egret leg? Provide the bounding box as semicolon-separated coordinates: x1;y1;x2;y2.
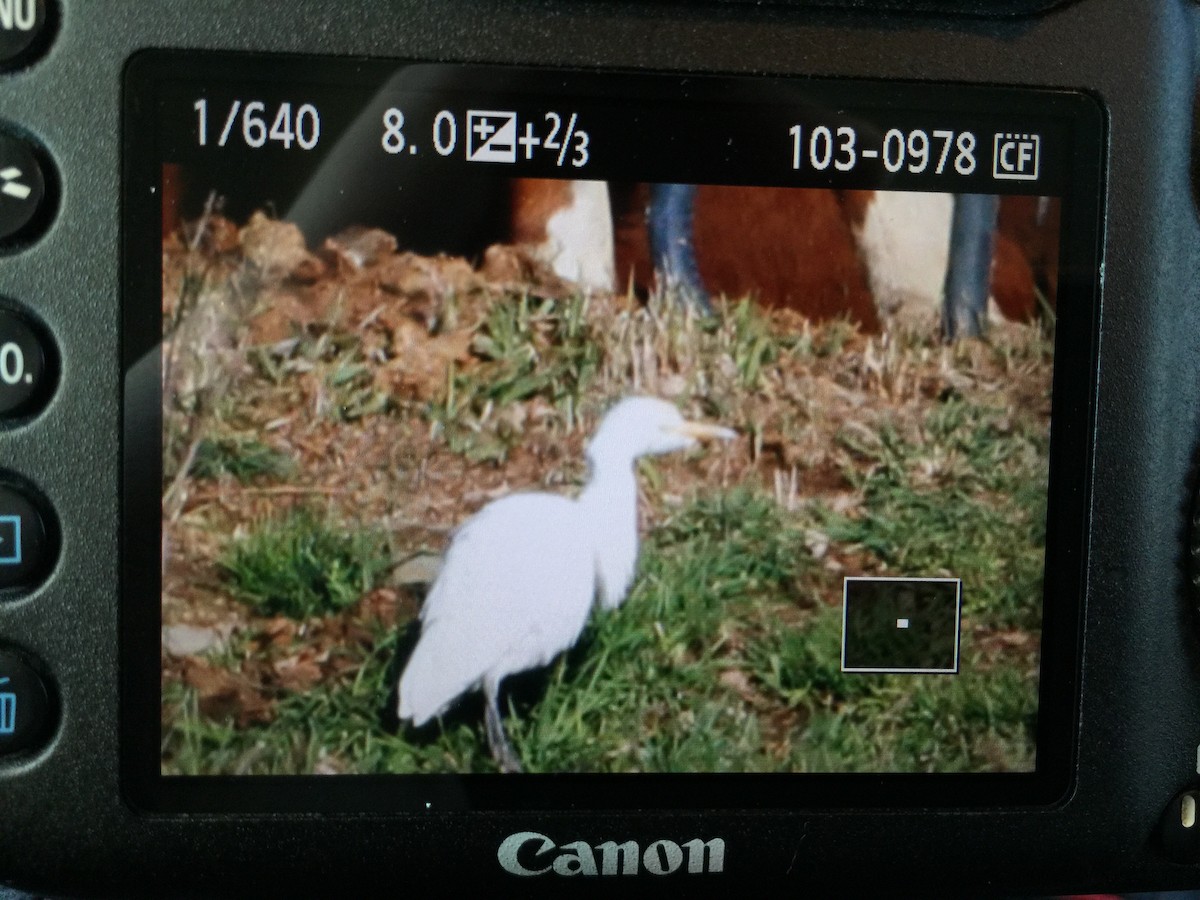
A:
483;680;523;774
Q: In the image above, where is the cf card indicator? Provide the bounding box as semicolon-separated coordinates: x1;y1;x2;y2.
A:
993;133;1040;181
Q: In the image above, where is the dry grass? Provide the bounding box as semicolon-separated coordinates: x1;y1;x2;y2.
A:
159;211;1053;775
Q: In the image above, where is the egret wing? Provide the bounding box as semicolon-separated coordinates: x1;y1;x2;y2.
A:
397;494;597;725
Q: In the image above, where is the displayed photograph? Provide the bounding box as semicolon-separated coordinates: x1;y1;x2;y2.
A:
159;171;1058;775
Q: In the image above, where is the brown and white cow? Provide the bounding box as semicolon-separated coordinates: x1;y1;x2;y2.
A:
510;178;1060;332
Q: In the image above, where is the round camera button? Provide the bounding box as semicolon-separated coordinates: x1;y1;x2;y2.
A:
0;132;48;246
0;648;53;757
0;1;51;72
0;481;54;592
0;308;53;419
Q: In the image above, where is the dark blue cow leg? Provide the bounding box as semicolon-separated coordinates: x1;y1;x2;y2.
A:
942;193;1000;340
647;183;711;314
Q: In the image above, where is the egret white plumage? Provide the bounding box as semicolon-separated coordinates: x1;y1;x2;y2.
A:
396;396;736;772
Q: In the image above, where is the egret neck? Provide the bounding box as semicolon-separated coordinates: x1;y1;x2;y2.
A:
578;454;639;612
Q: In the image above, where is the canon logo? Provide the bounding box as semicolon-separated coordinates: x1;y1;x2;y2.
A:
497;831;725;877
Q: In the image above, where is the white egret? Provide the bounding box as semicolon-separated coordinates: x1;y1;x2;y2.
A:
396;396;736;772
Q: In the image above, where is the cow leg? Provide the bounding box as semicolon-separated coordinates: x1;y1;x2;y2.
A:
942;193;1000;340
511;179;616;293
648;183;711;314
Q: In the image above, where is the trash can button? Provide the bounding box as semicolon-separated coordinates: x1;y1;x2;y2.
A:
0;648;54;757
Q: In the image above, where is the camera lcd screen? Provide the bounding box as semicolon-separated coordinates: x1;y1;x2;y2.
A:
122;53;1103;811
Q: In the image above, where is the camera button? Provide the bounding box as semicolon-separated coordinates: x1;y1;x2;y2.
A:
0;131;51;247
0;480;56;593
0;306;55;420
0;0;53;72
0;648;54;758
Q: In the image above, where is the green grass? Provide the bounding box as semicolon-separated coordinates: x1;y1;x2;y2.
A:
249;330;392;421
166;478;1040;775
219;509;391;619
424;295;854;464
162;262;1048;777
826;399;1047;630
429;293;601;462
189;436;294;482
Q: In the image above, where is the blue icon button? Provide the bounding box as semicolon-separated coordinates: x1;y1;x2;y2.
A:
0;514;21;565
0;676;15;735
0;651;51;755
0;482;54;591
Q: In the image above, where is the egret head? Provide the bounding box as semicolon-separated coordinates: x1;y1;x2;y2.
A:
586;396;736;469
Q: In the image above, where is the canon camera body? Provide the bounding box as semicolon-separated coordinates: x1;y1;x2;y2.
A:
0;0;1198;895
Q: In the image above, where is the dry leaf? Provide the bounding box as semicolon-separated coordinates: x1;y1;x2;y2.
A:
272;653;324;692
323;226;399;271
239;211;321;281
719;668;758;703
181;658;274;726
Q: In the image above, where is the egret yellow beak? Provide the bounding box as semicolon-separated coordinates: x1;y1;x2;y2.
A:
675;421;738;442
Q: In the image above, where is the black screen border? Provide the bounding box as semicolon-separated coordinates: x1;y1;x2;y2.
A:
121;50;1104;814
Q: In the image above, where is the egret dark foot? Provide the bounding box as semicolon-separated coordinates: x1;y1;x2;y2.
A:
484;688;523;774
